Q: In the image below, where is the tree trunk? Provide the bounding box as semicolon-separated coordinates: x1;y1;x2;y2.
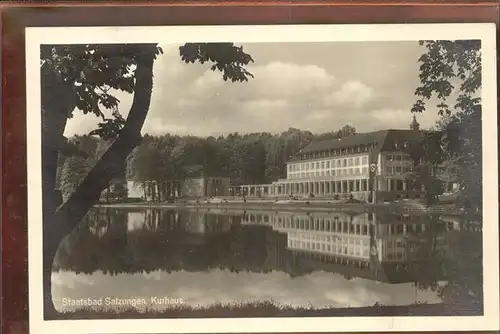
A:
41;63;76;203
41;61;77;318
150;181;154;201
42;49;155;318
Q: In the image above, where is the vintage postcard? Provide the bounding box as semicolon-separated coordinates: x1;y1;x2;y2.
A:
26;24;498;333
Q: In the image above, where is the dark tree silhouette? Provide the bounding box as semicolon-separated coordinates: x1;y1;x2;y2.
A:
412;40;482;212
41;42;254;316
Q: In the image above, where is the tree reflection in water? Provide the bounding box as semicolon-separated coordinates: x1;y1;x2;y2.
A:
53;208;482;309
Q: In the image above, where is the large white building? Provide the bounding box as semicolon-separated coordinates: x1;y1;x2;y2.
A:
240;117;425;203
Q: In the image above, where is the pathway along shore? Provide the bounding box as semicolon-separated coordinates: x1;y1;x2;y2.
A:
95;198;470;216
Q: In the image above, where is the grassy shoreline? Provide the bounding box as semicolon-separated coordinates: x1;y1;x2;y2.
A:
50;301;483;320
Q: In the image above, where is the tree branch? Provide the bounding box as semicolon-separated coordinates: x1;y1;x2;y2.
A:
53;47;156;236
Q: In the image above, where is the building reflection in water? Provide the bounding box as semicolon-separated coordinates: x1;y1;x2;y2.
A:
241;211;458;283
55;208;465;288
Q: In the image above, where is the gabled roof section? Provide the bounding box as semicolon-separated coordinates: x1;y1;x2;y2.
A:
295;129;423;157
297;130;388;155
380;129;424;151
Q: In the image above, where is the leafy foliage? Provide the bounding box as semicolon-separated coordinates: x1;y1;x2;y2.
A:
42;42;256;314
179;43;254;82
60;125;357;199
126;125;353;189
57;136;99;200
45;42;258;202
41;44;163;139
59;155;90;201
412;40;482;211
404;131;446;206
264;128;313;182
412;40;481;116
413;219;483;307
57;136;120;201
313;125;356;142
42;42;253;140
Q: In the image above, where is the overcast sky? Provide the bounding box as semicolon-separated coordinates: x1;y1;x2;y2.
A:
64;41;442;138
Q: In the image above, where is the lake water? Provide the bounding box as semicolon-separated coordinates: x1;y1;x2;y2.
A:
52;207;482;315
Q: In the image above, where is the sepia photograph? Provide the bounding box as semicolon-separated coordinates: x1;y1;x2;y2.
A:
26;24;498;333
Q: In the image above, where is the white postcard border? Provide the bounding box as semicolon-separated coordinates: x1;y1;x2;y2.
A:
26;23;499;334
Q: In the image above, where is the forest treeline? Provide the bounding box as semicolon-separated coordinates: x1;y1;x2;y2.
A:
56;125;357;200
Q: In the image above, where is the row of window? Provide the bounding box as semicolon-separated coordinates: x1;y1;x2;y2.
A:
295;139;416;163
247;216;438;238
288;167;370;179
247;214;366;225
278;179;374;192
386;179;410;191
385;252;407;260
289;241;440;261
248;213;438;229
288;166;414;179
273;214;376;226
288;168;414;180
289;240;370;258
295;252;371;269
386;239;410;249
272;218;377;235
298;143;377;161
251;214;431;227
289;241;439;260
386;154;412;162
289;233;444;252
288;233;443;250
386;166;412;175
289;156;370;172
290;232;370;246
211;179;225;185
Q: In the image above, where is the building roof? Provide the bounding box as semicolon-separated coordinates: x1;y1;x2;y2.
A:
296;129;423;157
